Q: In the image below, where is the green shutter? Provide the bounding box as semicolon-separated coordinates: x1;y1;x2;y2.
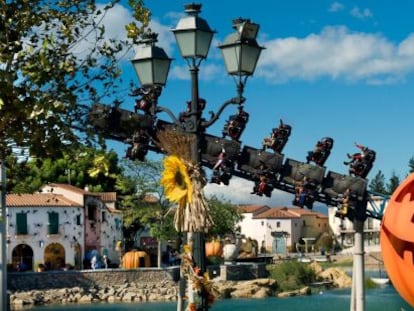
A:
16;213;28;235
48;212;59;234
76;214;81;226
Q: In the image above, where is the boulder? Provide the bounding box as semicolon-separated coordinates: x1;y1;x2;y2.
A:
319;267;352;288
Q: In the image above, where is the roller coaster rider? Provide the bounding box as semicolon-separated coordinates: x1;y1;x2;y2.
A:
306;137;334;166
293;176;317;209
344;142;376;178
251;162;273;197
210;147;232;185
262;119;292;153
222;106;249;141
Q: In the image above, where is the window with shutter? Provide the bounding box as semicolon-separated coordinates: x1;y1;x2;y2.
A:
48;212;59;234
76;214;81;226
16;213;28;235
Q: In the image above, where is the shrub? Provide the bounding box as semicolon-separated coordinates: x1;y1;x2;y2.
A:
365;278;380;289
268;261;316;292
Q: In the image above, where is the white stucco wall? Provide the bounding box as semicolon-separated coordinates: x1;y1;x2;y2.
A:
238;213;266;247
6;206;85;269
100;210;123;264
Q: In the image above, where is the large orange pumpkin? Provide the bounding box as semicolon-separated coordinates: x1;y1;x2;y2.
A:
122;250;150;269
381;173;414;307
205;240;223;257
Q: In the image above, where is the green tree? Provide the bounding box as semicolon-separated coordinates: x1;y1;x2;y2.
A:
0;0;150;159
409;156;414;174
369;170;387;194
116;159;177;267
117;160;245;265
117;159;166;225
386;171;400;195
7;146;121;193
206;195;243;239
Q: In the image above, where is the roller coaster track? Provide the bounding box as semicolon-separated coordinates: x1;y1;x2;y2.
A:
89;103;387;221
366;191;389;220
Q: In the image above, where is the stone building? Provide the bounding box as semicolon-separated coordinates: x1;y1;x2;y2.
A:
6;184;123;271
237;205;329;255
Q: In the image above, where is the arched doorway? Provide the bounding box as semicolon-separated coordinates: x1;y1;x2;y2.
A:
12;244;34;271
44;243;65;270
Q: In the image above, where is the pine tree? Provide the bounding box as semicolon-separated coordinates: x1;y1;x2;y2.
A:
369;170;387;194
409;156;414;173
386;171;401;195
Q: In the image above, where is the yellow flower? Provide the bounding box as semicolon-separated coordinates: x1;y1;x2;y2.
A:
88;155;110;178
161;155;193;208
183;244;192;255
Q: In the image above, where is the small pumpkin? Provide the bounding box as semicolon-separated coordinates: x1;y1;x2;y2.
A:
381;173;414;307
205;240;223;257
122;250;151;269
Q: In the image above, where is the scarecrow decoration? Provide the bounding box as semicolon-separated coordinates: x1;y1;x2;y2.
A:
158;128;215;310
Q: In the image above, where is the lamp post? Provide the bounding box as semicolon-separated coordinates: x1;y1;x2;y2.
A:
0;161;8;311
131;3;263;310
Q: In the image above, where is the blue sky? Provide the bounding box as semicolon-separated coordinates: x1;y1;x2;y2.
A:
103;1;414;206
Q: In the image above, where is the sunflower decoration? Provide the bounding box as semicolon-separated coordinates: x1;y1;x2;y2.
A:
161;155;193;209
158;128;213;233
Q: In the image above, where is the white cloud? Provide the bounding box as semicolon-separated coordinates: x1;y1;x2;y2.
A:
398;34;414;57
97;5;414;86
169;63;223;81
147;18;176;56
71;3;133;57
257;26;414;84
204;176;294;206
329;2;345;12
350;6;373;19
99;4;175;52
97;4;132;41
78;4;175;61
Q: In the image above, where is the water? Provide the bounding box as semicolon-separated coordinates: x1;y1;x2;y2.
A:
22;285;413;311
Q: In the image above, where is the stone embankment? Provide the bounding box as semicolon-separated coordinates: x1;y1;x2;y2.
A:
10;278;281;309
9;262;352;309
10;280;179;308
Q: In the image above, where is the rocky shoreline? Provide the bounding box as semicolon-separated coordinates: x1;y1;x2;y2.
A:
10;280;179;308
9;263;352;309
9;278;295;309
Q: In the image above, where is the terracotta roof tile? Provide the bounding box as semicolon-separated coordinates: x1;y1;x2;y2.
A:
107;207;123;214
46;184;118;203
143;194;159;204
6;193;82;207
253;207;299;219
252;206;328;219
46;183;100;196
236;204;270;215
287;208;328;219
95;192;117;202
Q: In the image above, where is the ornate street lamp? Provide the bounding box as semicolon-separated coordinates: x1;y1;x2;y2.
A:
171;3;215;135
131;32;172;88
129;4;263;311
219;18;265;97
171;3;215;62
90;5;375;311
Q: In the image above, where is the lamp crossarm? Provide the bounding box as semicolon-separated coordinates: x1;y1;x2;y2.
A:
155;106;184;128
201;96;246;128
